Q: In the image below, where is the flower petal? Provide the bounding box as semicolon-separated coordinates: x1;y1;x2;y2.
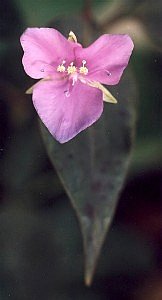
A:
32;80;103;143
76;34;134;85
20;27;76;79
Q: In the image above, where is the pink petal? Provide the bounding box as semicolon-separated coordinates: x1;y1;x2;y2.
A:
32;79;103;143
76;34;134;85
20;28;76;79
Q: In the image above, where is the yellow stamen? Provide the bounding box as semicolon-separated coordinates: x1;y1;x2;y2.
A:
67;62;77;74
57;60;66;73
79;60;88;75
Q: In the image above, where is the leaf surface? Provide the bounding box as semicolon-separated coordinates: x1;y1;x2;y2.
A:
41;70;136;285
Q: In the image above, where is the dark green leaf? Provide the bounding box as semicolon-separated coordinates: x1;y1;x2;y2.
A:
41;69;136;285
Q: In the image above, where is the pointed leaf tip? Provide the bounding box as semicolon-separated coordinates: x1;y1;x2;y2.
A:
81;213;111;286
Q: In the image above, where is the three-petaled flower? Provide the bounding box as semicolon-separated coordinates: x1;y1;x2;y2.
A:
20;28;134;143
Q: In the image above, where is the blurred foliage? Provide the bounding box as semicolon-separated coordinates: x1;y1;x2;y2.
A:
0;0;161;299
0;0;23;39
14;0;83;26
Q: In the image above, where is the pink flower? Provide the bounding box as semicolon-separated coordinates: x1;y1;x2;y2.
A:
20;28;134;143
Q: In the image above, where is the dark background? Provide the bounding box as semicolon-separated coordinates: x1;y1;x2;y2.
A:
0;0;161;299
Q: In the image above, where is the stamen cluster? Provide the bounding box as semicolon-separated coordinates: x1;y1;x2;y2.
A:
57;60;88;75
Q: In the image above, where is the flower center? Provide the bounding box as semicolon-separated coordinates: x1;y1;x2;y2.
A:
67;62;77;75
56;60;88;76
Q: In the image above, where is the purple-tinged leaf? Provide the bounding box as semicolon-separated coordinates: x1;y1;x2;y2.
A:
41;69;136;285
